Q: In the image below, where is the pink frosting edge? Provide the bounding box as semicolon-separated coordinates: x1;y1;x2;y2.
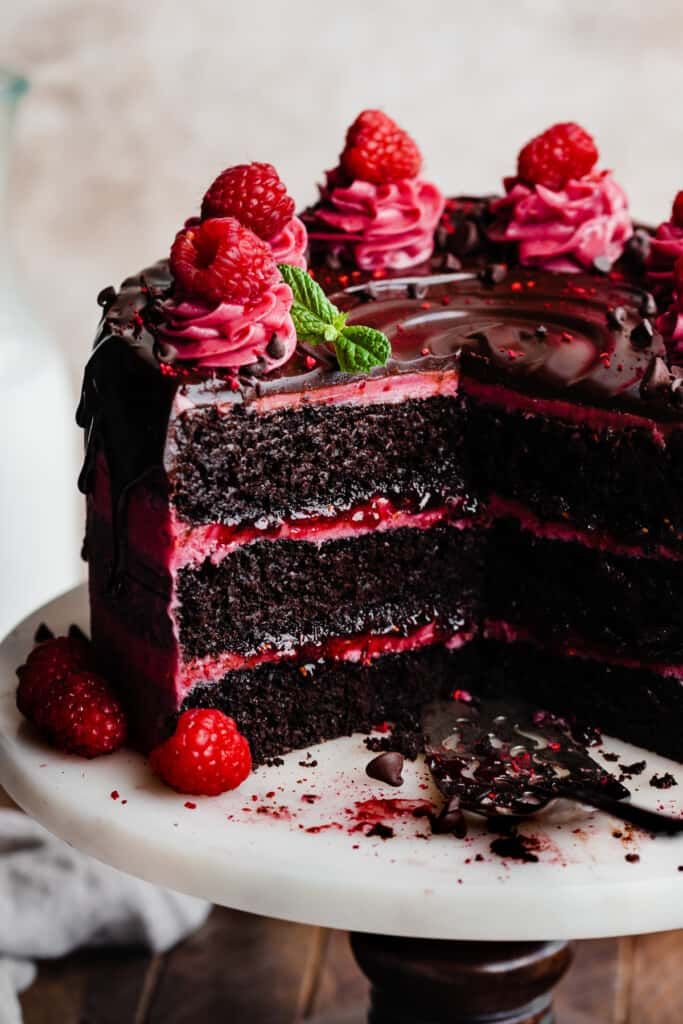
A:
309;175;445;271
158;280;296;371
489;170;633;273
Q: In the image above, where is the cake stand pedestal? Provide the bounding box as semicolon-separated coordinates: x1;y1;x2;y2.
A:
1;587;682;1024
349;934;572;1023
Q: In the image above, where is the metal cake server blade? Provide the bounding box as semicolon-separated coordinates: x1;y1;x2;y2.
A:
422;696;683;837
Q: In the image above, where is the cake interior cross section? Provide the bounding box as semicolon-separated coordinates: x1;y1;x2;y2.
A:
77;116;683;769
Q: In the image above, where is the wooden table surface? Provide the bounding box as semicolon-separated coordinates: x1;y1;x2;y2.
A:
3;790;682;1023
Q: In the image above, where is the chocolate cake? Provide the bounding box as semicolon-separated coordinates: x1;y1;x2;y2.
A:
79;117;683;766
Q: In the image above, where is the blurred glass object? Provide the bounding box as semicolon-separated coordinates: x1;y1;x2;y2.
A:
0;70;80;636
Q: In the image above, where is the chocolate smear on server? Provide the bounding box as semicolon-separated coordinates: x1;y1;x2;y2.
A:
422;695;683;839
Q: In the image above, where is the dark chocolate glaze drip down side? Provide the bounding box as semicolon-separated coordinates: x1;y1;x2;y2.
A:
76;262;178;580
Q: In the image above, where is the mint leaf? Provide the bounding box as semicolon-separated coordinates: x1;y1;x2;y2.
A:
278;262;391;373
290;306;333;345
335;325;391;374
278;264;337;325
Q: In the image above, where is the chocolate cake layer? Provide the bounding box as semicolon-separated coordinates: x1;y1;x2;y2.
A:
468;399;683;551
181;645;459;764
488;520;683;659
176;525;483;658
169;395;468;526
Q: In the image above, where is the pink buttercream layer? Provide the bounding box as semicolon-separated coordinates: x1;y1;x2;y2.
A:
158;281;296;371
269;215;308;269
249;368;460;415
311;176;445;271
648;220;683;289
485;620;683;681
490;171;632;272
461;376;671;443
486;494;683;562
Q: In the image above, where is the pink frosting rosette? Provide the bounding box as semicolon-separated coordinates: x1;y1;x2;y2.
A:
489;171;633;273
269;215;308;269
158;281;296;372
310;176;445;271
648;221;683;291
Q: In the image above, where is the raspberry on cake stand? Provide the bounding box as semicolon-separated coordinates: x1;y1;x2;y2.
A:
2;586;683;1024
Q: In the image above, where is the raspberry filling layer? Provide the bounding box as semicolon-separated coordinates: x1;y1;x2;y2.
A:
168;499;473;569
461;376;671;442
485;620;683;681
178;621;475;696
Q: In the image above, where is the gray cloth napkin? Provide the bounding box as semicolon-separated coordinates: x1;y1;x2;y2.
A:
0;810;210;1024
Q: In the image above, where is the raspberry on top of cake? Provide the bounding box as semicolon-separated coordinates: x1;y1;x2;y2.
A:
304;109;445;273
487;121;633;273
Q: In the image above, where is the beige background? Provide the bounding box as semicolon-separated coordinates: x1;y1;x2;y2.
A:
2;0;683;379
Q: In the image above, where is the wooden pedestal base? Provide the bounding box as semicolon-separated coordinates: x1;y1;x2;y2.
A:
350;934;573;1024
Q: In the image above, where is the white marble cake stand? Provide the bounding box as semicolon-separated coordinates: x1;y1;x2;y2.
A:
1;584;682;946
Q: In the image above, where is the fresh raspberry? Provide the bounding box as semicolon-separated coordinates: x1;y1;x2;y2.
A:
340;110;422;185
170;217;279;306
671;191;683;229
149;709;252;796
37;671;126;758
16;635;91;720
517;122;599;191
201;162;295;241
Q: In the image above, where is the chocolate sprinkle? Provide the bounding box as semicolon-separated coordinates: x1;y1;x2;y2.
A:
620;760;647;776
480;263;507;286
266;334;287;360
490;833;539;863
366;822;394;840
431;795;467;838
606;306;627;330
593;256;613;275
640;355;671;397
650;772;677;790
97;285;117;309
407;282;429;300
365;751;405;788
630;319;655;349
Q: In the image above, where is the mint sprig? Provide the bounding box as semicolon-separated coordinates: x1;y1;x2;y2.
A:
278;263;391;373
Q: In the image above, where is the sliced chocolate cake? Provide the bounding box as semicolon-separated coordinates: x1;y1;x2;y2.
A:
79;117;683;765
